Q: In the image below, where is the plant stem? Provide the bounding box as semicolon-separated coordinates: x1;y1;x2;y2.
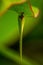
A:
20;17;25;65
20;27;22;64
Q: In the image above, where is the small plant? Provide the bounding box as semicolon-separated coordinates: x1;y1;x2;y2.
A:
0;0;40;65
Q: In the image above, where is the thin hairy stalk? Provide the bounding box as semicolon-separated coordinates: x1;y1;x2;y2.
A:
18;12;24;64
20;17;24;64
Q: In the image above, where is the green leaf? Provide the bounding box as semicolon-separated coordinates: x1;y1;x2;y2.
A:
0;0;40;18
10;2;32;16
0;10;19;46
0;0;26;16
10;1;39;18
